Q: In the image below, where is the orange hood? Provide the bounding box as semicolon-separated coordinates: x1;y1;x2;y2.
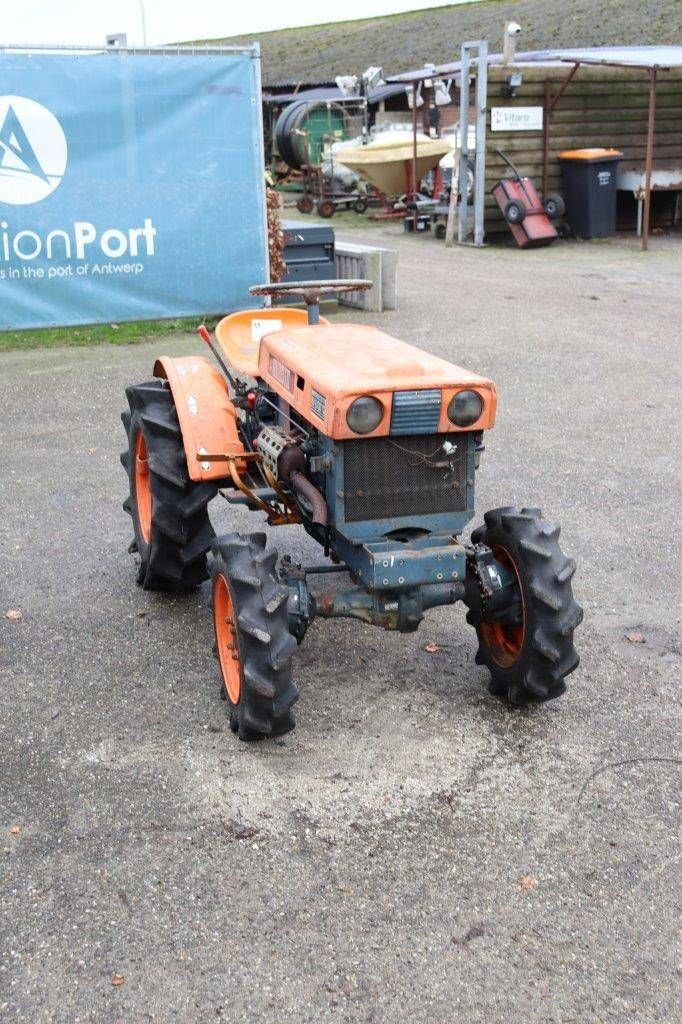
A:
258;323;497;440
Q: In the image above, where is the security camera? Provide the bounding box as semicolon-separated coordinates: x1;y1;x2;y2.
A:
502;20;522;63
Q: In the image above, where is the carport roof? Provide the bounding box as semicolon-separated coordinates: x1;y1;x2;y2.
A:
518;46;682;69
263;82;408;105
388;45;682;83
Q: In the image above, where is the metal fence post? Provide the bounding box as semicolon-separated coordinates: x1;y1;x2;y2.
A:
473;40;488;246
455;46;471;245
451;40;487;247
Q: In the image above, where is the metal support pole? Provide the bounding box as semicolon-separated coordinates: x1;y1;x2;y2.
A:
456;47;471;244
472;39;488;247
360;80;368;142
444;158;458;247
642;67;657;252
411;84;418;229
542;63;580;201
542;78;551;197
451;40;487;247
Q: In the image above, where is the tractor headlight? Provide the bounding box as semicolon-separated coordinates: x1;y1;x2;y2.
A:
447;389;483;427
346;396;384;434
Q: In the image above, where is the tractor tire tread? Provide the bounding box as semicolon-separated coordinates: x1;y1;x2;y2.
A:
520;537;552;559
141;411;181;438
253;547;278;573
147;451;188;489
264;587;289;615
181;522;216;566
273;682;300;716
531;627;561;663
530;581;563;611
237;611;272;645
556;558;577;584
483;506;516;529
180;483;219;518
559;602;584;636
243;666;277;700
268;632;298;672
229;568;262;590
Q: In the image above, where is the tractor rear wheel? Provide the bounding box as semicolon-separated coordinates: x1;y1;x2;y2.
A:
121;379;217;590
211;532;299;741
467;506;582;706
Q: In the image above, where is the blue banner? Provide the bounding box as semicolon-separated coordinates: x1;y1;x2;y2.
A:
0;49;268;329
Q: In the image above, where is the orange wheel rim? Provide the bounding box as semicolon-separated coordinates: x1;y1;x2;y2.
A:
134;431;152;544
213;573;241;705
480;545;525;669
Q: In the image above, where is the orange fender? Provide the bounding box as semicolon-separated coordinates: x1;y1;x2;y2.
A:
153;355;244;483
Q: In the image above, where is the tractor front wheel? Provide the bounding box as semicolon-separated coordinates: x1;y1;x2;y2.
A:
316;199;335;218
467;506;582;706
296;194;314;214
211;532;299;740
121;380;217;590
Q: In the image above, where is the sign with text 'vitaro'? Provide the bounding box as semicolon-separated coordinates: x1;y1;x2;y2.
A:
0;48;267;329
491;106;544;132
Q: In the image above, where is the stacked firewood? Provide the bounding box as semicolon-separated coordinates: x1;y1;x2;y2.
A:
266;187;286;282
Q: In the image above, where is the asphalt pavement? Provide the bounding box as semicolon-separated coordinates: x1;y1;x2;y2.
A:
1;227;680;1023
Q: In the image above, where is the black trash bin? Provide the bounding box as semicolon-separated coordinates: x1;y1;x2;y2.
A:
558;148;622;238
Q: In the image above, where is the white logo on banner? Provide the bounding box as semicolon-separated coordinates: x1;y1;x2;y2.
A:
0;96;68;205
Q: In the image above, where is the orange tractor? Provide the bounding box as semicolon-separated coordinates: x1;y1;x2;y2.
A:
121;280;581;740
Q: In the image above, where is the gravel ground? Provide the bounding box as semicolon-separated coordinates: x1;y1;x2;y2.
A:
1;228;680;1023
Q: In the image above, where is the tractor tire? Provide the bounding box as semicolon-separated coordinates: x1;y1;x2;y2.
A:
316;199;335;218
467;506;582;706
353;197;368;214
211;532;299;741
296;194;314;214
121;379;217;590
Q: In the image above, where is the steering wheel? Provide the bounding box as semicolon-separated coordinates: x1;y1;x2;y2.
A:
249;279;372;305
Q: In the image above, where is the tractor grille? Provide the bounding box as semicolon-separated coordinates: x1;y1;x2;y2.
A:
390;389;441;435
343;433;468;522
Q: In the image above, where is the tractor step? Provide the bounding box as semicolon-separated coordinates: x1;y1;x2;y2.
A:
221;486;278;506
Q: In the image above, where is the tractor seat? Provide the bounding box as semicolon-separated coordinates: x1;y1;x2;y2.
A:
215;307;329;378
